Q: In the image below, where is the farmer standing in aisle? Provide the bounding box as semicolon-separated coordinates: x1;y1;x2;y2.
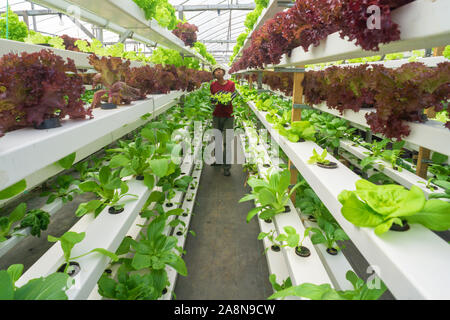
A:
210;65;237;176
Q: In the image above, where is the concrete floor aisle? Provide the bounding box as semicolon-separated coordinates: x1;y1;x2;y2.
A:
174;164;273;300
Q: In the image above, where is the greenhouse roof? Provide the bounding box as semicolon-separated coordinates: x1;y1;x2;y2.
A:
2;0;251;63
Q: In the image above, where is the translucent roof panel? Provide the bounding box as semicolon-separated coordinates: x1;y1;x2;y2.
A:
170;0;252;63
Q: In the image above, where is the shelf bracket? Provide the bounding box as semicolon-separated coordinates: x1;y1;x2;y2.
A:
273;67;306;73
119;30;134;43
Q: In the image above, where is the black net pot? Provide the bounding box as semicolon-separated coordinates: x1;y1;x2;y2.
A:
295;246;311;258
57;262;81;277
34;117;62;130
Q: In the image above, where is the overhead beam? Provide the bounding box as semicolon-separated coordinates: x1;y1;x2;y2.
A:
0;9;60;16
199;39;237;43
175;4;255;11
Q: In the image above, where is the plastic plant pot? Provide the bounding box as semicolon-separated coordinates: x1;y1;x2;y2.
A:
295;246;311;258
109;206;124;215
182;213;188;217
271;245;280;252
165;203;174;208
34;117;62;130
264;219;273;224
176;231;183;236
101;103;117;110
326;248;338;256
390;220;410;232
317;162;338;169
308;215;317;223
57;262;81;277
136;175;144;181
298;138;306;143
162;288;168;295
104;269;112;274
283;206;291;213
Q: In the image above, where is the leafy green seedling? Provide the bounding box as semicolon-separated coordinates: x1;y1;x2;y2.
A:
310;218;349;254
0;203;27;242
17;209;50;238
269;274;292;293
268;270;386;300
308;149;330;165
48;231;118;275
258;230;283;254
40;175;82;204
0;264;72;300
240;169;302;222
76;166;138;217
277;226;312;253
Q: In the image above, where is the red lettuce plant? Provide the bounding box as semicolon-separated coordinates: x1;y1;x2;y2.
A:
89;55;144;107
0;49;90;137
61;34;86;52
303;61;450;140
124;64;212;96
263;72;294;96
172;22;199;47
230;0;413;73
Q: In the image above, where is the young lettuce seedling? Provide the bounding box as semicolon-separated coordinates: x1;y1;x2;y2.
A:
0;264;72;300
76;166;138;217
310;218;349;255
258;230;282;254
239;169;302;223
268;270;387;300
277;226;312;257
48;231;118;275
269;274;292;293
308;148;330;165
0;203;27;242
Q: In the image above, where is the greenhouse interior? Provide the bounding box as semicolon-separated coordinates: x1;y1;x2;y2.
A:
0;0;449;302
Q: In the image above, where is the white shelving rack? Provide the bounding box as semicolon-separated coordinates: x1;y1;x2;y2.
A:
243;98;450;300
30;0;209;64
0;39;145;69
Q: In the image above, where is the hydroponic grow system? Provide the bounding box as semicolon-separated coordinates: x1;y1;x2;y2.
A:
0;0;449;301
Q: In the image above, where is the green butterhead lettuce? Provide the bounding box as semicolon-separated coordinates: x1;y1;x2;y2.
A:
338;179;450;235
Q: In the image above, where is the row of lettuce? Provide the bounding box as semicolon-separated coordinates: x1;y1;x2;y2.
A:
0;49;213;138
232;85;449;300
0;86;213;300
230;0;419;72
0;9;216;67
235;57;450;140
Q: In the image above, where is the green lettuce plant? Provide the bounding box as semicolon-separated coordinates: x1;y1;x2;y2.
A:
40;175;82;204
0;264;72;300
308;148;329;165
338;179;450;235
269;274;292;294
48;231;118;274
17;209;50;238
98;214;186;300
276;121;316;143
76;166;138;217
239;169;301;222
277;226;312;256
310;218;349;253
0;203;27;242
268;270;386;300
258;229;283;254
0;10;28;42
